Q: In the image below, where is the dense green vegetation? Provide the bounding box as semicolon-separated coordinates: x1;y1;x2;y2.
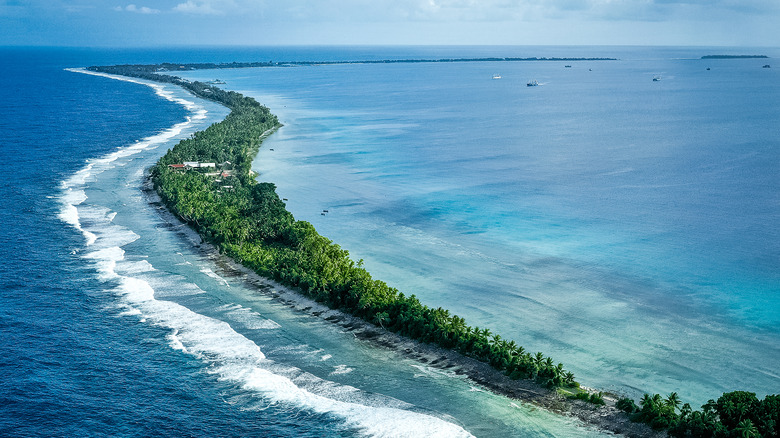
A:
95;64;580;392
96;62;778;437
617;391;779;437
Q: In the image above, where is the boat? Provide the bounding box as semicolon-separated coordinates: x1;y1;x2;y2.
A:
527;80;538;87
492;74;502;79
653;76;661;81
763;64;771;68
564;65;572;68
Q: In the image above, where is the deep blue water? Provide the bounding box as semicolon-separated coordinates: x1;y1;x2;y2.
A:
0;46;777;437
0;48;323;437
0;48;371;437
1;47;619;437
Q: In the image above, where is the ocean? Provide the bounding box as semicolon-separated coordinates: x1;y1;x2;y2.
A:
0;46;777;437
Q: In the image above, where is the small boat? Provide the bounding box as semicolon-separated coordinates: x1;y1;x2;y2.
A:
653;76;661;81
564;65;572;68
492;74;502;79
527;80;538;87
763;64;771;68
706;67;711;70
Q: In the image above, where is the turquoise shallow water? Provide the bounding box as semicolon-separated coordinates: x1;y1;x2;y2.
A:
1;46;777;437
177;47;780;405
2;47;621;437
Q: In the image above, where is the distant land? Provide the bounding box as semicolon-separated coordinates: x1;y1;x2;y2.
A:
86;59;779;438
101;57;617;75
701;55;768;59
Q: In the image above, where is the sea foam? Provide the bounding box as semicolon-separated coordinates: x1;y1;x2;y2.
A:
220;304;282;330
92;237;472;437
58;68;475;438
60;69;205;250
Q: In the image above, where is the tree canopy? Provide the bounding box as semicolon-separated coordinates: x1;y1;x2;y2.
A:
96;62;778;437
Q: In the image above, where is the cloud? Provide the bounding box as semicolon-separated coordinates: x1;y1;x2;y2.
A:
545;0;780;21
173;0;234;15
112;0;778;27
114;4;160;14
393;0;780;22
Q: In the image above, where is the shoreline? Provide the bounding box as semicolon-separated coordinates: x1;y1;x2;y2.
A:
81;57;778;438
142;173;662;438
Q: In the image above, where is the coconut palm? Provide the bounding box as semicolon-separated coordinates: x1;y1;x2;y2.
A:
734;419;759;438
640;393;654;409
373;311;390;329
534;352;545;367
666;392;681;412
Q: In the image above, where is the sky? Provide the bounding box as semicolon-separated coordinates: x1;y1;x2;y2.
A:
1;0;779;47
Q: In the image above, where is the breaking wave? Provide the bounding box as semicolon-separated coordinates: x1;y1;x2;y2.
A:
58;70;473;438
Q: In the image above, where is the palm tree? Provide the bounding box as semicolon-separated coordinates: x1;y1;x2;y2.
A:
640;393;654;409
679;402;692;420
734;419;759;438
666;392;681;412
373;311;390;329
534;352;545;367
451;316;466;338
702;399;717;414
540;357;555;379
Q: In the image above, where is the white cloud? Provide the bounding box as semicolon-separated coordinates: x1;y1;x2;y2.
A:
144;0;773;26
173;0;235;15
115;4;160;14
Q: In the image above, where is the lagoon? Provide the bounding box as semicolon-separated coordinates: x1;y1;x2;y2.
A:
1;46;777;437
177;46;780;406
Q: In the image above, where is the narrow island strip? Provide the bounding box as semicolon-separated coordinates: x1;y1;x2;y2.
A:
86;62;779;438
89;56;617;77
700;55;769;59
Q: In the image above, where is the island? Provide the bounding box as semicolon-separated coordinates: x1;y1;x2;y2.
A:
87;61;780;438
700;55;769;59
95;56;618;75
